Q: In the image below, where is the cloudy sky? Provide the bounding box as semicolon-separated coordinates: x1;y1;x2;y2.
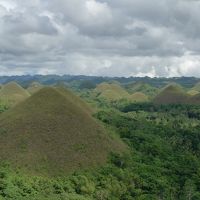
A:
0;0;200;77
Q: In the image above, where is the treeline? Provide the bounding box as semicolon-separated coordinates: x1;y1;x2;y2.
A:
121;103;200;120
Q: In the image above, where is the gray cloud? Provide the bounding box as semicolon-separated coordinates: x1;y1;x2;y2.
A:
0;0;200;77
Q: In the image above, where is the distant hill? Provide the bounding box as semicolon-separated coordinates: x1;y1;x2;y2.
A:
0;87;124;175
95;83;150;102
124;82;158;97
153;84;188;104
187;89;199;96
0;82;30;106
27;82;44;94
0;75;199;88
95;83;130;101
189;93;200;105
187;82;200;96
130;92;149;102
192;82;200;92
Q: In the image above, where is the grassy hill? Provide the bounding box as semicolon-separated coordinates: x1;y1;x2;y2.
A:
192;82;200;91
0;87;124;176
55;86;93;115
187;89;199;96
95;83;130;101
186;82;200;96
153;84;188;104
124;82;158;97
189;93;200;104
0;82;30;106
130;92;149;102
27;82;44;94
94;83;149;103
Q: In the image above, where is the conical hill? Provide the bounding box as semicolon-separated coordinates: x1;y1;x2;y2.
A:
0;87;124;175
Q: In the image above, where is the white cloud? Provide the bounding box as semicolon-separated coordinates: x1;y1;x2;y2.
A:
0;0;16;10
86;0;111;18
0;0;200;77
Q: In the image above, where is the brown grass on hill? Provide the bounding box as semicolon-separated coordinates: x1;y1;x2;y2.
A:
95;83;150;102
189;93;200;104
192;82;200;92
130;92;149;102
27;82;44;95
0;87;125;176
0;81;30;106
124;81;158;97
95;83;130;101
187;90;199;96
55;86;93;115
153;84;188;104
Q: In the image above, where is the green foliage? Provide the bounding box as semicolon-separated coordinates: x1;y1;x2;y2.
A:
0;101;9;113
79;81;96;90
95;105;200;199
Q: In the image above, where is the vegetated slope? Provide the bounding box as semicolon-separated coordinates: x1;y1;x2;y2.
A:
124;81;158;97
187;89;199;96
27;82;43;94
192;82;200;92
0;82;30;106
55;86;93;114
153;84;188;104
189;93;200;104
0;87;124;176
187;82;200;96
130;92;149;102
95;83;130;101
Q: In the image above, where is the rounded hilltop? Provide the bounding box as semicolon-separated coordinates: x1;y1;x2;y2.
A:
0;81;30;106
153;84;188;104
27;81;44;94
0;87;125;176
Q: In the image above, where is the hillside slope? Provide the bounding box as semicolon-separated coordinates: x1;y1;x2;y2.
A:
130;92;149;102
27;82;43;94
192;82;200;92
0;82;30;106
124;82;158;97
0;87;124;175
95;83;130;101
55;86;93;114
189;93;200;104
154;84;188;104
